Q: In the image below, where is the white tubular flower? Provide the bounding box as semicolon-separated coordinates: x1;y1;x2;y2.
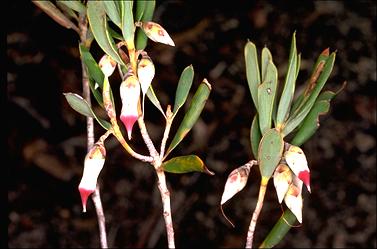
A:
98;54;117;77
78;143;106;213
284;175;304;223
273;164;293;203
120;71;141;140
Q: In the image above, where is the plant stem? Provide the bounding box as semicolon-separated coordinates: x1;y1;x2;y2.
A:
137;117;159;158
79;14;108;248
160;106;173;159
246;177;268;248
155;167;175;248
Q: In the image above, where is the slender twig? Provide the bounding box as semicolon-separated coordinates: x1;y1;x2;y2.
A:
137;116;159;158
79;14;108;248
160;106;173;159
245;178;268;248
155;168;175;248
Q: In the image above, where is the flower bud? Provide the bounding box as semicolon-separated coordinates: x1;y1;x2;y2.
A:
284;144;311;193
78;143;106;212
273;164;293;203
140;21;175;46
284;175;303;223
120;71;141;140
99;54;117;77
137;53;155;95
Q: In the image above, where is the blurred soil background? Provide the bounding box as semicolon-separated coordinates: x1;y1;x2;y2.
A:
7;1;376;248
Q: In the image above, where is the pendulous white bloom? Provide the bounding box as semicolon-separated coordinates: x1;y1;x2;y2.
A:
98;54;117;77
273;163;293;203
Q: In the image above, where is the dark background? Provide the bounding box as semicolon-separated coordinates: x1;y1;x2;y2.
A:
8;1;376;248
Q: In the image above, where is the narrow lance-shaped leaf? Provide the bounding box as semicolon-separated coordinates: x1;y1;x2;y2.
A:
103;1;121;28
63;93;111;130
258;60;278;135
245;41;261;110
290;100;330;146
250;114;261;159
79;44;104;88
173;65;194;115
135;0;155;50
282;52;336;136
56;1;78;20
276;33;297;127
146;85;166;117
261;47;272;82
259;208;297;248
32;1;77;30
166;79;211;157
258;128;284;179
88;77;104;107
162;155;214;175
87;1;124;65
135;0;146;21
120;0;135;43
57;0;85;14
290;48;330;114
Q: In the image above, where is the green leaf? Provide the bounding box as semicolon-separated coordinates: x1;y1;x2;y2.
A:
79;44;104;88
32;1;77;30
259;208;297;248
261;47;272;82
146;85;166;117
162;155;214;175
57;0;85;14
290;100;330;146
291;49;330;114
276;33;297;126
135;0;146;21
282;52;336;136
245;41;261;110
56;1;78;20
108;26;124;40
258;128;284;179
88;78;104;107
120;0;135;43
135;0;155;50
87;1;124;65
250;114;261;159
103;1;121;28
173;65;194;114
258;60;278;135
166;79;212;157
63;93;111;130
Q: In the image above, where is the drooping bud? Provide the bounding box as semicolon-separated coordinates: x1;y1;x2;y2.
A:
120;70;141;140
78;143;106;212
137;52;155;117
221;163;253;205
273;164;293;203
139;21;175;46
284;175;303;223
98;54;117;77
284;144;311;193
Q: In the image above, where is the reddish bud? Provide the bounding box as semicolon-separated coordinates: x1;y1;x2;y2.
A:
284;144;311;193
140;21;175;46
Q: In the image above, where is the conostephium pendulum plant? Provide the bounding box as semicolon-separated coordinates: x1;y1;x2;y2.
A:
220;32;345;248
61;1;213;248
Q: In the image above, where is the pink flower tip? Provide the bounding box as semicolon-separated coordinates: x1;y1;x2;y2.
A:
298;170;311;193
78;187;94;213
120;114;138;140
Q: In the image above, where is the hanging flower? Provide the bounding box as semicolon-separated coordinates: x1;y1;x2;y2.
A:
283;175;304;223
120;70;141;140
137;52;155;116
78;143;106;213
284;144;311;193
273;163;293;203
98;54;117;77
139;21;175;46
